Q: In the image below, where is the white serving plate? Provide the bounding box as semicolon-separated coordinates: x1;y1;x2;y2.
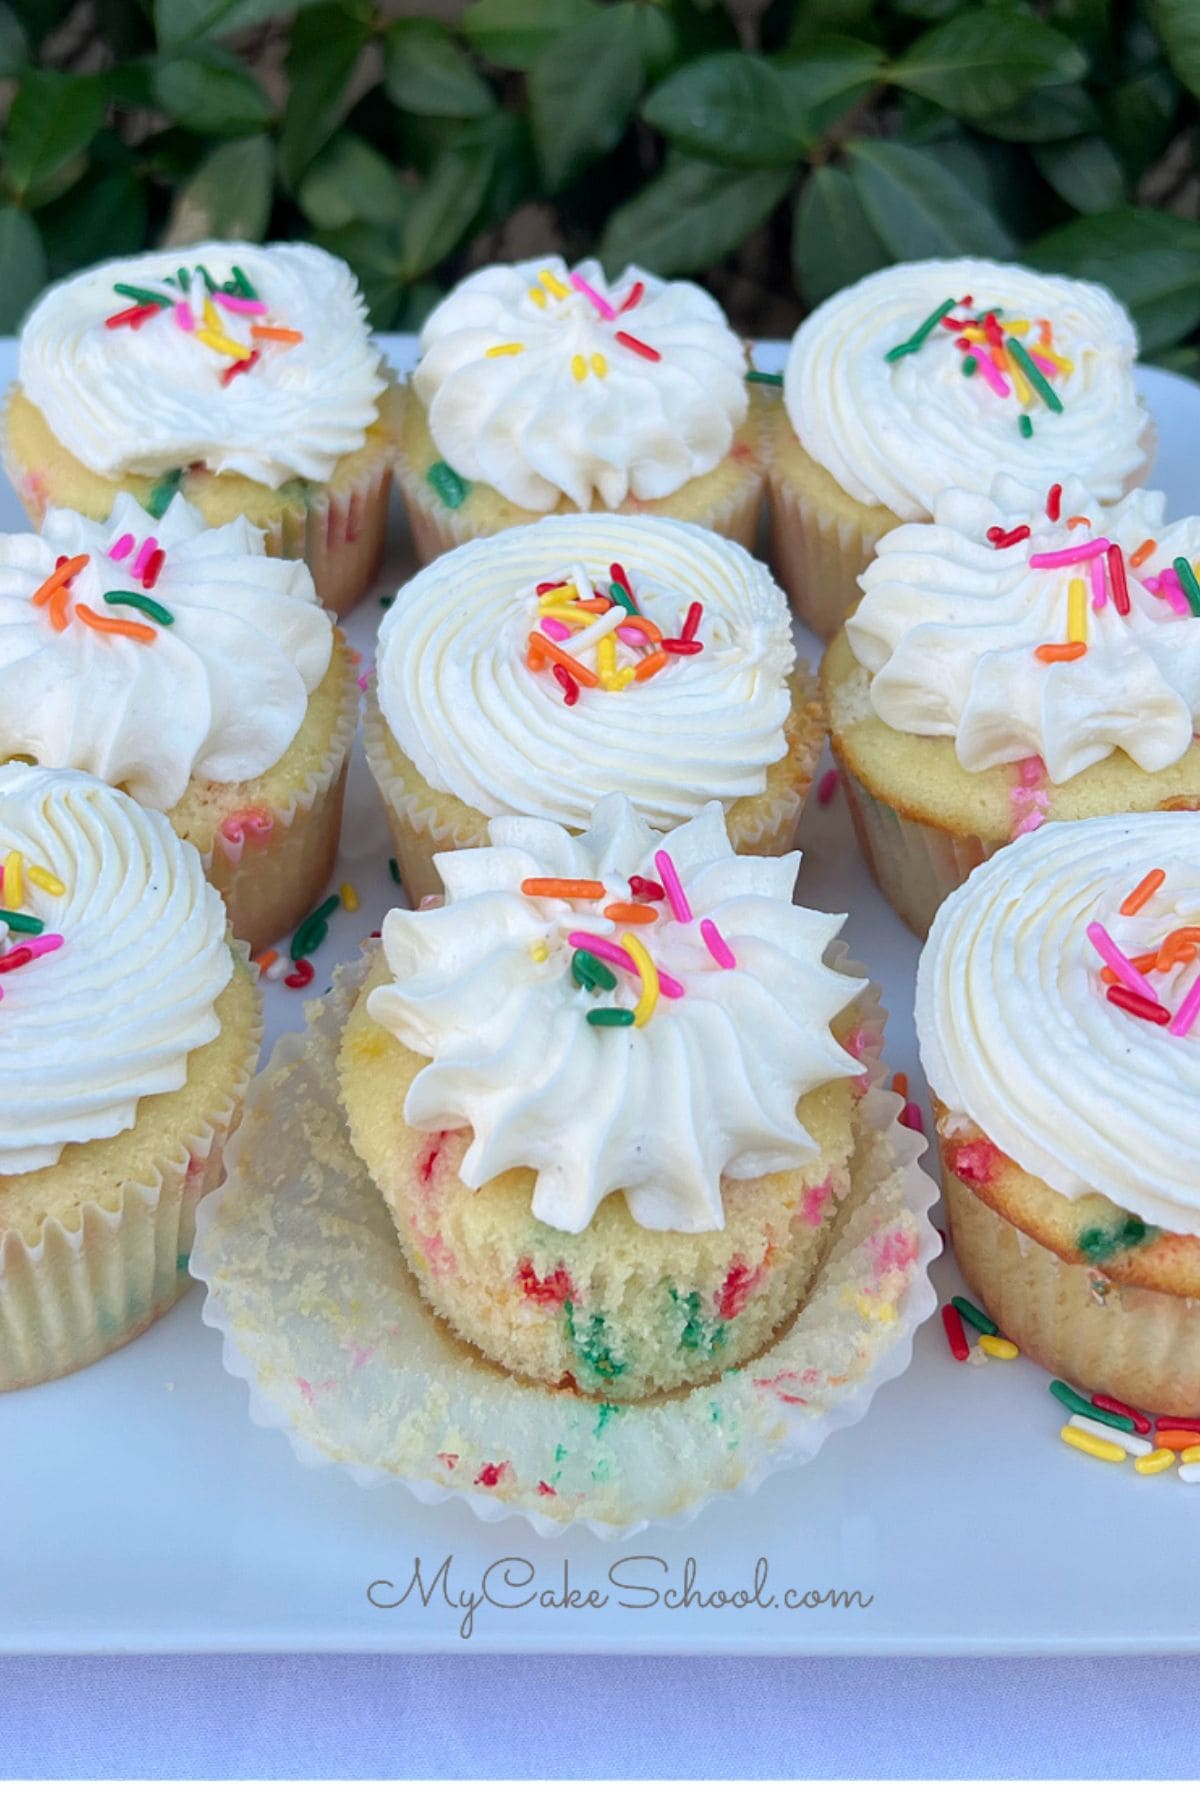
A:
0;338;1196;1657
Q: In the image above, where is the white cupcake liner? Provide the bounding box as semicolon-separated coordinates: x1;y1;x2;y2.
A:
192;947;940;1538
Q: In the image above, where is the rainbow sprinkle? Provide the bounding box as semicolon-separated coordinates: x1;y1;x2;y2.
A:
885;297;1071;439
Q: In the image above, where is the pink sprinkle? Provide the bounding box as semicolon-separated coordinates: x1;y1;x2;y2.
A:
174;300;195;332
569;271;616;320
1029;350;1058;377
108;533;135;563
216;293;268;316
900;1100;924;1134
974;352;1011;398
654;849;692;923
800;1177;832;1227
567;931;684;999
1148;569;1190;616
1086;921;1157;1002
1030;538;1110;569
616;621;655;646
21;933;63;960
1170;969;1200;1039
357;666;373;692
540;616;571;642
700;917;736;969
131;536;158;580
1090;553;1108;611
817;769;840;807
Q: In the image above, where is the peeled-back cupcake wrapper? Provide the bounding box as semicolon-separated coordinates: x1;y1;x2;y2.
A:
191;946;940;1538
0;951;261;1393
838;768;999;940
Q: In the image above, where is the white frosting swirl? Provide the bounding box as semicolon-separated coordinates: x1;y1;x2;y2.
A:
376;513;796;830
917;815;1200;1236
0;766;232;1176
848;476;1200;785
368;795;865;1233
0;493;333;811
413;256;749;510
785;259;1149;520
19;241;386;488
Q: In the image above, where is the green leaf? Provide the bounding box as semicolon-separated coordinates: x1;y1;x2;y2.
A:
599;151;791;276
153;50;273;136
892;8;1087;121
976;80;1098;142
775;36;885;136
792;165;891;307
786;0;878;45
1027;207;1200;355
400;142;495;280
1048;0;1111;57
1102;68;1180;176
1033;135;1126;215
1147;0;1200;101
0;209;47;332
0;3;28;76
155;0;323;49
4;71;106;201
298;134;410;231
847;139;1016;260
384;19;495;118
38;167;147;277
529;4;644;190
462;0;596;71
642;53;814;165
279;2;372;192
164;133;275;242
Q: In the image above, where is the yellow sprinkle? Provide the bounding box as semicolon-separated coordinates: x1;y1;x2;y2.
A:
203;297;220;332
195;326;250;359
529;939;549;963
612;667;636;691
856;1295;898;1324
596;635;617;685
978;1333;1019;1360
1061;1424;1126;1465
27;864;65;898
529;287;546;308
571;353;587;383
339;882;359;914
1002;318;1031;335
1067;576;1087;644
486;342;524;358
537;583;578;606
539;268;570;300
591;352;608;378
3;850;24;909
1137;1448;1177;1475
960;326;987;344
1009;355;1033;406
1039;344;1074;374
621;931;659;1028
1182;1445;1200;1465
540;604;596;628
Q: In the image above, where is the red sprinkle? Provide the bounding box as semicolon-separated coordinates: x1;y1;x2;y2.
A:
552;663;579;706
536;1481;557;1496
610;561;633;599
1106;983;1171;1025
629;875;666;901
661;637;703;655
1107;542;1131;616
284;957;315;989
1093;1394;1152;1435
615;330;660;362
618;281;644;314
0;945;34;974
517;1259;572;1306
942;1302;970;1362
1046;482;1062;523
986;524;1031;549
141;547;165;589
536;580;568;595
681;601;703;642
1155;1414;1200;1434
105;303;159;330
220;348;261;386
474;1461;509;1489
816;769;840;807
900;1100;924;1134
716;1260;762;1322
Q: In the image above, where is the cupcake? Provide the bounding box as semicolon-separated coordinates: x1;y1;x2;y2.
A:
339;794;891;1402
0;765;260;1390
395;256;766;563
0;492;358;953
918;814;1200;1415
4;241;399;618
364;512;823;903
823;475;1200;937
769;259;1154;639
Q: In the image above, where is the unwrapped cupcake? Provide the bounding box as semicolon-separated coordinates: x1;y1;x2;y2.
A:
4;241;399;617
769;258;1153;639
918;814;1200;1415
395;257;766;562
823;474;1200;935
0;764;260;1390
365;513;822;902
0;492;358;952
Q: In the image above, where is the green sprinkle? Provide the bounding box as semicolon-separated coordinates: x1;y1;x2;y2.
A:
674;1287;726;1356
746;370;783;387
176;267;190;291
607;580;637;616
563;1300;625;1381
147;469;184;520
114;283;170;308
379;593;394;609
230;264;257;300
571;949;616;993
594;1402;620;1436
1077;1212;1152;1263
0;908;43;934
1019;413;1033;439
587;1006;635;1027
962;355;977;375
196;265;217;293
289;893;341;963
952;1295;997;1337
426;461;469;509
104;590;174;626
1007;335;1063;413
884;296;955;363
388;857;402;886
176;1251;190;1272
1172;556;1200;617
1049;1379;1135;1431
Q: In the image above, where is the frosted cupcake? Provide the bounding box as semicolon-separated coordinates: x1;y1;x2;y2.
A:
918;815;1200;1414
769;259;1153;638
339;795;896;1402
0;492;357;953
396;257;766;562
4;241;399;617
0;765;260;1389
823;475;1200;936
365;513;822;902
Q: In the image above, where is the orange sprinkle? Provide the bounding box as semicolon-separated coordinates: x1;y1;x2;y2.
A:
250;325;303;344
526;632;598;688
521;878;605;900
1066;515;1091;530
1157;927;1200;971
1130;538;1157;569
1120;868;1166;916
629;616;663;644
1157;943;1197;973
255;949;279;974
1035;643;1087;663
635;650;669;682
30;552;88;611
603;902;658;924
892;1072;909;1099
574;598;612;614
1155;1430;1200;1452
49;586;72;632
75;602;156;644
